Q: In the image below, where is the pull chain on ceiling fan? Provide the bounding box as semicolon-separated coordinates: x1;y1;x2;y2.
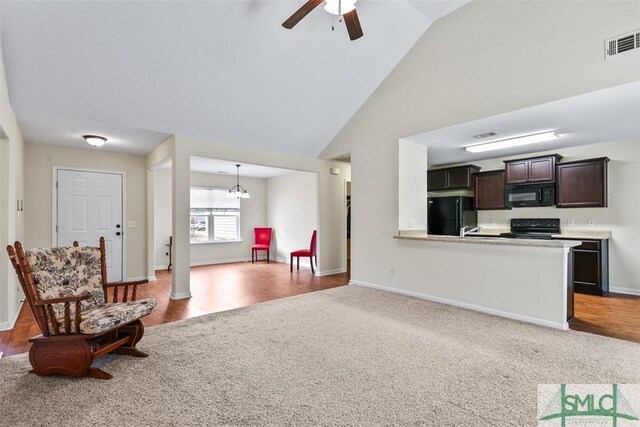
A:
282;0;364;41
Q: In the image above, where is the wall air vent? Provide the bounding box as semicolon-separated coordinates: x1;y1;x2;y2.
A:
605;29;640;59
473;132;498;140
332;153;351;163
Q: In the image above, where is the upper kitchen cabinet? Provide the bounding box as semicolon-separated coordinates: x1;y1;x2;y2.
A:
474;170;509;210
504;154;562;184
556;157;609;208
427;165;480;191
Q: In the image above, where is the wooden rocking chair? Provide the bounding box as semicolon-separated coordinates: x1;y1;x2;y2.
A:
6;237;157;379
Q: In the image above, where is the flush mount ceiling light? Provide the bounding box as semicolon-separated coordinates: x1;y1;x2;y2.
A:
465;131;559;153
227;164;251;199
83;135;107;147
324;0;357;15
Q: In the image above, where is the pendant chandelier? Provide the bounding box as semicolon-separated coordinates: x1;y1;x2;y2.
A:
227;164;251;199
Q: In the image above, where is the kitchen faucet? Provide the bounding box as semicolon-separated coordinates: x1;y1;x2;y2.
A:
460;226;481;237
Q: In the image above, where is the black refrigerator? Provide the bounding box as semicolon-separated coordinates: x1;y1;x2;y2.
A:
427;196;477;236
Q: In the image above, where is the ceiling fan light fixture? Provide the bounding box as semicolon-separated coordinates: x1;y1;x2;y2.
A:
465;131;559;153
324;0;357;16
83;135;107;147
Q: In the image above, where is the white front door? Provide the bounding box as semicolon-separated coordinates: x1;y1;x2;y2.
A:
56;169;124;282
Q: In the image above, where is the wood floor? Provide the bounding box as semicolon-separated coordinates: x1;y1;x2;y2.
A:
0;261;349;357
570;292;640;342
1;262;638;357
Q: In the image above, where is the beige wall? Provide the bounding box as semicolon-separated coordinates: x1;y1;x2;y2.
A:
321;0;640;301
266;171;318;265
0;31;25;329
24;143;148;280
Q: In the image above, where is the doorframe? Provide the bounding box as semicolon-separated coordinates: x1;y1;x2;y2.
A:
51;166;128;280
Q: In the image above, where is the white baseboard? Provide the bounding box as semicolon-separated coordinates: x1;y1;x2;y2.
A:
155;264;169;270
127;276;149;282
317;268;347;276
0;300;24;331
350;280;568;330
147;275;157;282
190;257;249;267
170;291;192;300
610;286;640;296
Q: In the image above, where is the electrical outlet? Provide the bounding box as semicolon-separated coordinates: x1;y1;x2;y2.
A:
407;219;413;229
567;219;575;226
388;267;395;276
587;219;596;226
355;220;363;228
128;220;136;228
490;219;496;225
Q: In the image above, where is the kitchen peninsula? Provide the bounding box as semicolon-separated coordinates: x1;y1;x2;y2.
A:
391;231;581;330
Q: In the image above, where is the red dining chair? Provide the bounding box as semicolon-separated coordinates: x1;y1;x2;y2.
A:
251;227;272;263
290;230;317;274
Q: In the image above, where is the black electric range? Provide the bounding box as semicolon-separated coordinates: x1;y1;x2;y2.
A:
499;218;560;240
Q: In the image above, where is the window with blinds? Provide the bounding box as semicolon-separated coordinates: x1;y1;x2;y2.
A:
190;187;241;243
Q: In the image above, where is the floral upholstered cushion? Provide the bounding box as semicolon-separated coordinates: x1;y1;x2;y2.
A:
76;298;157;334
26;246;105;333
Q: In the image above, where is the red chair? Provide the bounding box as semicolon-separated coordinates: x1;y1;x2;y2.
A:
251;227;272;263
290;230;317;274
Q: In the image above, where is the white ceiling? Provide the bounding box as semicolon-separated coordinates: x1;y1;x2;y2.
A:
406;82;640;166
161;156;296;179
0;0;470;157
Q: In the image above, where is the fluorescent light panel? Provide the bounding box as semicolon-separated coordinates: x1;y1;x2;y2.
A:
465;131;558;153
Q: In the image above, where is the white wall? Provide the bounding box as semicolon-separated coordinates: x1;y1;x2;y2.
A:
398;139;427;231
320;1;640;301
153;167;172;269
469;139;640;293
190;171;267;266
266;171;318;265
0;28;25;330
24;143;148;280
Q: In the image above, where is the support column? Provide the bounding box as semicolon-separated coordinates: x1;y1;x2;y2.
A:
171;147;191;299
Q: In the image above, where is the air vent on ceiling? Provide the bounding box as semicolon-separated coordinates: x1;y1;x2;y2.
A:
332;153;351;163
473;132;498;140
605;29;640;59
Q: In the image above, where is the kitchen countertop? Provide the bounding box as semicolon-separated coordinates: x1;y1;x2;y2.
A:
464;228;611;240
395;232;581;248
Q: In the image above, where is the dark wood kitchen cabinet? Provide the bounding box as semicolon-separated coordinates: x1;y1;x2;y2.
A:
556;238;609;296
504;154;562;184
428;165;480;191
474;170;509;210
556;157;609;208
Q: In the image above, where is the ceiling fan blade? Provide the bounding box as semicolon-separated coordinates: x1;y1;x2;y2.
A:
282;0;324;29
343;9;363;41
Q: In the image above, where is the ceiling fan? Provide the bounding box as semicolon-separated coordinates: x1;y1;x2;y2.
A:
282;0;364;41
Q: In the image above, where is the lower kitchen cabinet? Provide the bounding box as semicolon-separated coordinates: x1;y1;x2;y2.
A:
560;239;609;296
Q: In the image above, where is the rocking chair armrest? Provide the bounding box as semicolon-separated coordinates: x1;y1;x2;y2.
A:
104;279;149;288
34;294;92;306
105;280;148;303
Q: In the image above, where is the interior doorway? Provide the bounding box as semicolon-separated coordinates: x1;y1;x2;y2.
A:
346;181;351;272
54;167;125;281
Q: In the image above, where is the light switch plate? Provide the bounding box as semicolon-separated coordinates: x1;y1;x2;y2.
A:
128;220;137;228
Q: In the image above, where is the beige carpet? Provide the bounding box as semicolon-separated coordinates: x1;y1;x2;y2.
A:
1;285;638;426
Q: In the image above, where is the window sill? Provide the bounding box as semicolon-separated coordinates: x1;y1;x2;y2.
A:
190;240;243;245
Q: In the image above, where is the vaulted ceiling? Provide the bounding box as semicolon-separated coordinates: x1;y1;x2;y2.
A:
0;0;470;156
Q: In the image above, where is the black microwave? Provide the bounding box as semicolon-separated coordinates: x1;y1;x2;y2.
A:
505;183;555;208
